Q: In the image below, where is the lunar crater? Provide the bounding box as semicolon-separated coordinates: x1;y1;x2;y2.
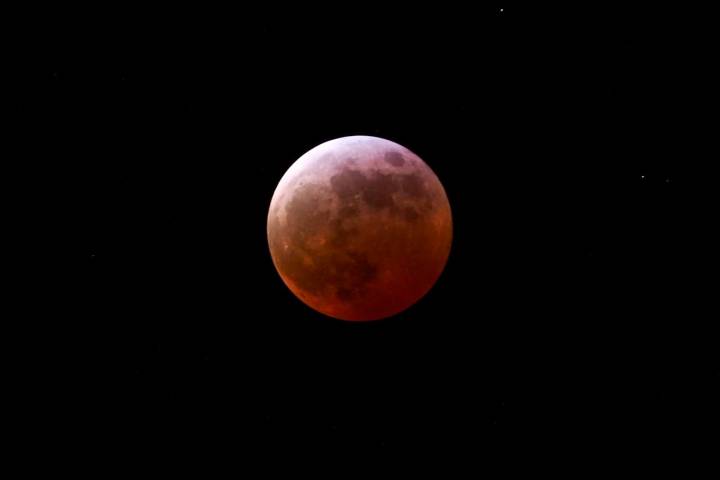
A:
384;150;406;167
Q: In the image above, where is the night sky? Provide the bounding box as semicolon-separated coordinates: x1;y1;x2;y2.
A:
24;4;716;472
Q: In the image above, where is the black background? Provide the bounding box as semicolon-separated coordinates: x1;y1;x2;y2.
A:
22;4;716;472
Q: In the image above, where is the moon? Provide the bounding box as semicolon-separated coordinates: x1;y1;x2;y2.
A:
267;136;452;321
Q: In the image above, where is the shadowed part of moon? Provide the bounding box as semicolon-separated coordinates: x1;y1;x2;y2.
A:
268;136;452;321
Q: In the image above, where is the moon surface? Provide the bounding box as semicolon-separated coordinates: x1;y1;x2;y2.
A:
267;136;452;321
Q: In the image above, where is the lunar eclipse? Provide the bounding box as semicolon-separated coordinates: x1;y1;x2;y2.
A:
267;136;452;321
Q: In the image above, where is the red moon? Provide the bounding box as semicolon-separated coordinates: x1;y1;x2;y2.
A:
267;136;452;321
